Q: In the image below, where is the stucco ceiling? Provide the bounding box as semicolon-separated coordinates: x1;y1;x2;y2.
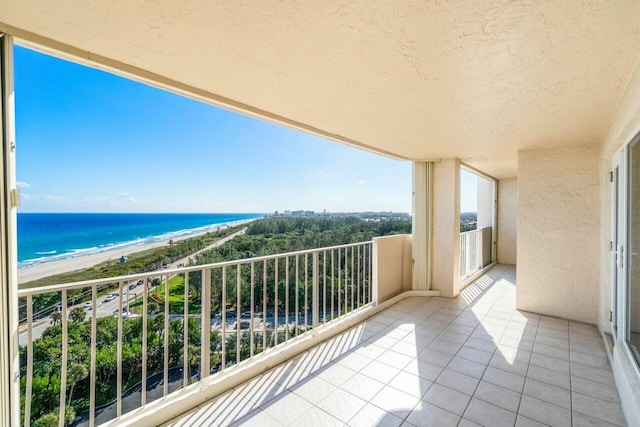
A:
1;1;638;178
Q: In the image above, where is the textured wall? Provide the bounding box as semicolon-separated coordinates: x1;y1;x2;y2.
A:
498;179;517;264
432;159;460;298
373;234;412;303
517;144;599;323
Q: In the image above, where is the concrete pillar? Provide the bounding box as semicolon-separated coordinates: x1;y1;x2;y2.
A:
431;159;461;297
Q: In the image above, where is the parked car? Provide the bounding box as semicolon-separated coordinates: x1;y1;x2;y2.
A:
83;302;92;310
104;294;116;302
136;279;144;286
128;283;137;290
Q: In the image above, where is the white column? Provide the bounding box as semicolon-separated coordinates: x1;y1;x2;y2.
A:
412;162;432;291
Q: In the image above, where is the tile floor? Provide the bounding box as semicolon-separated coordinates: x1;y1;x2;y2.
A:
164;265;627;426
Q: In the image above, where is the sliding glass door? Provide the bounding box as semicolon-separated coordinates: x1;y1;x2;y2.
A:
613;135;640;367
628;139;640;363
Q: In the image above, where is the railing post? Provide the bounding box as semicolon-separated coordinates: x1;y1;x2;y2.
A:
201;268;211;378
312;251;319;328
372;240;378;305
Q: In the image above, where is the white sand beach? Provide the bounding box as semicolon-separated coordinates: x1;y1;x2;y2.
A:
18;219;256;285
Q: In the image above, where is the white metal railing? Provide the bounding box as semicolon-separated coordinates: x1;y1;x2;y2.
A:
18;241;374;427
459;229;483;278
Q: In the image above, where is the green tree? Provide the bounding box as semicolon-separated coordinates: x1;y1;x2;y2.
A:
68;307;86;323
50;311;61;326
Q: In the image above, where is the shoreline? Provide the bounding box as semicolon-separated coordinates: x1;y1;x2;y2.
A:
17;218;257;284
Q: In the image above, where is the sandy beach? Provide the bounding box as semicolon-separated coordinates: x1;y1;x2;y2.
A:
18;218;256;284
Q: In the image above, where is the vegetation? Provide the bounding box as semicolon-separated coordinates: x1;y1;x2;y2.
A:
460;212;477;232
18;225;245;323
21;216;411;425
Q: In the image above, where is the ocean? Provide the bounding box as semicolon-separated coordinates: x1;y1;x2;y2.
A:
17;213;264;267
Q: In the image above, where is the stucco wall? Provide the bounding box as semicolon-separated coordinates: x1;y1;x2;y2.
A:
517;143;600;324
432;159;460;298
373;234;412;304
497;179;517;264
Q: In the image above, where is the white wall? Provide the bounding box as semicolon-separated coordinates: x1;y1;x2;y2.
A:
497;179;517;264
517;143;600;324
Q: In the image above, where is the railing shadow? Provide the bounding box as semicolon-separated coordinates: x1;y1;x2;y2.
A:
171;264;537;426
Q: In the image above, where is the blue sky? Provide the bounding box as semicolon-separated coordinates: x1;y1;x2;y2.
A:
14;45;415;213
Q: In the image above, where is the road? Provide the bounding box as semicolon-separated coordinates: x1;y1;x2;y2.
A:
19;228;247;347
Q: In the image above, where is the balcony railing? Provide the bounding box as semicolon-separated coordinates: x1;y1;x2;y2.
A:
459;228;482;278
18;241;374;427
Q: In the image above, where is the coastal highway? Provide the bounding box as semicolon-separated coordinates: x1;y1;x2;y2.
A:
18;228;247;347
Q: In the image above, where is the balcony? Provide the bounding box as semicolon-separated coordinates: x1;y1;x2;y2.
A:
19;239;626;426
162;264;626;427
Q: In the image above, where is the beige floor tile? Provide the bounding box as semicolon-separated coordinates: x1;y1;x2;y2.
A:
463;398;516;427
458;419;482;427
417;348;455;367
351;342;387;360
447;356;487;379
370;385;420;418
261;391;313;425
532;342;569;360
425;338;463;356
572;392;626;426
230;408;282;427
572;411;624;427
473;380;521;413
525;365;569;392
464;337;499;353
314;363;356;386
347;403;403;427
402;358;445;381
316;388;367;423
529;352;570;374
569;351;609;369
489;353;530;376
376;348;415;369
423;383;471;415
534;333;569;349
482;366;525;393
514;415;547;427
518;395;571;427
570;376;620;403
387;370;433;399
336;351;373;372
435;369;479;395
523;377;570;409
571;362;615;385
457;346;493;365
290;406;343;427
360;359;402;383
289;375;337;404
339;372;386;401
404;401;460;427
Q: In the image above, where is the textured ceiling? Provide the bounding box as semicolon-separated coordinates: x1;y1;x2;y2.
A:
1;0;638;178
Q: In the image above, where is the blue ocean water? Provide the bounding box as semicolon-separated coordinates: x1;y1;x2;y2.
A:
17;213;264;266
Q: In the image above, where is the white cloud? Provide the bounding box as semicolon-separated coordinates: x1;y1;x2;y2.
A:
16;181;31;188
357;179;365;185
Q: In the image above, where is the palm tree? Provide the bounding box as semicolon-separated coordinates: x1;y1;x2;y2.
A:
68;307;86;323
50;311;62;326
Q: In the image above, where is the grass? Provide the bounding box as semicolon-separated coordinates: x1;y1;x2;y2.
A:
130;275;203;314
